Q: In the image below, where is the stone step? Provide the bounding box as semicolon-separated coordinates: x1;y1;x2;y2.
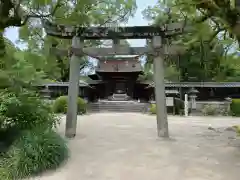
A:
90;103;146;107
89;105;147;109
89;108;146;112
94;100;145;105
89;107;147;111
109;94;130;101
89;109;147;112
88;101;149;113
89;103;147;108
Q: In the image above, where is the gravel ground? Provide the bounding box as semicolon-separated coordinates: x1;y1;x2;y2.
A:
32;113;240;180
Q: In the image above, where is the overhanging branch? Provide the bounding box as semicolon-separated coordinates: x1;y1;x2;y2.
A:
20;0;62;26
208;27;224;43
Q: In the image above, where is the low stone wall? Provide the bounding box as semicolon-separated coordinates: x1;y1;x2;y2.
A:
193;101;231;116
195;101;230;110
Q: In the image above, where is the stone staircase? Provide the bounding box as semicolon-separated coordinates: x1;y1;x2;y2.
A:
88;100;149;113
108;93;130;101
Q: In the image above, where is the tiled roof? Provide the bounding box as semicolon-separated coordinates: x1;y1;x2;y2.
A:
40;80;89;87
149;82;240;88
39;81;240;88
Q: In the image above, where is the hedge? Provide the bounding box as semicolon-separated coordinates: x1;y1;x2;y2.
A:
52;96;87;114
230;99;240;117
149;104;156;114
0;128;68;179
149;100;184;115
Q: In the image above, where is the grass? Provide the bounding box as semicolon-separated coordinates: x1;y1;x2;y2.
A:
0;128;68;179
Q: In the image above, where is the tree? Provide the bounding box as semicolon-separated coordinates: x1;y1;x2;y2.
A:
0;0;137;82
142;0;240;82
16;0;136;52
144;0;240;46
0;41;47;89
138;56;180;82
185;0;240;45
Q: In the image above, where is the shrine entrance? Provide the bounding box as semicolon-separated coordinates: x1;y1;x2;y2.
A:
43;19;190;138
114;81;126;94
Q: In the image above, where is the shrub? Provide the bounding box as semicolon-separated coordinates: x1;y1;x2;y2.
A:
149;101;185;115
236;126;240;135
0;127;21;154
0;89;59;131
231;125;240;136
53;96;87;114
0;128;68;179
149;104;156;114
230;99;240;116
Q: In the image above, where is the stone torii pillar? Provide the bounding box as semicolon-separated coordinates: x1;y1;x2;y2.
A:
65;36;83;138
152;36;169;138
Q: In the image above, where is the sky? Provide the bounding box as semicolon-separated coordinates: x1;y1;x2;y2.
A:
4;0;158;48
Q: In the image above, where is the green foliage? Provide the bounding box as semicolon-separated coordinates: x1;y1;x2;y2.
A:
0;127;21;155
10;51;46;86
1;0;137;82
0;128;68;179
173;0;240;44
146;0;240;45
140;61;180;82
0;89;59;131
165;65;180;81
143;0;240;82
230;125;240;136
215;54;240;82
149;104;156;114
149;101;184;115
53;96;87;114
0;43;47;88
230;99;240;116
235;126;240;136
0;88;65;180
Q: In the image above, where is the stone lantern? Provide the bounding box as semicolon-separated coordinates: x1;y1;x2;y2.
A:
187;87;199;110
225;97;232;113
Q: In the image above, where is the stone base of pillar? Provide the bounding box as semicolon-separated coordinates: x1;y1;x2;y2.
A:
65;133;76;138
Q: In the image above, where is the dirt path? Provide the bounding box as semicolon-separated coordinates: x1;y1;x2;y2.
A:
33;113;240;180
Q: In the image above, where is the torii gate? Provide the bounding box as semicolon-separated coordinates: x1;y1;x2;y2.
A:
42;20;189;138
